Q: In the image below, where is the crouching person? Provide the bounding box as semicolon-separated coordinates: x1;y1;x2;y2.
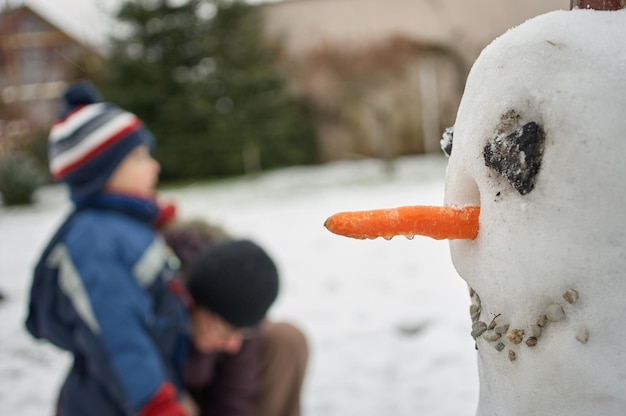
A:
163;224;309;416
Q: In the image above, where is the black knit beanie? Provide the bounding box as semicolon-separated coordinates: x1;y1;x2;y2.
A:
186;239;279;328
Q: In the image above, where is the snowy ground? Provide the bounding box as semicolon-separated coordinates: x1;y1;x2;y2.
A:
0;154;479;416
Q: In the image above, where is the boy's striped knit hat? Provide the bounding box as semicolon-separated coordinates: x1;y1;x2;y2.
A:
48;81;154;201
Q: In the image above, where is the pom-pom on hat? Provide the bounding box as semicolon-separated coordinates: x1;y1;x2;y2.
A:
186;239;280;328
48;81;155;202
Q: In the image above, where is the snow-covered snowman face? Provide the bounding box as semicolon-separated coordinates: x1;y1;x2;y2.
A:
444;9;626;355
325;8;626;413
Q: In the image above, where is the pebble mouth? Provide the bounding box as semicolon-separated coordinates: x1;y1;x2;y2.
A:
468;286;587;361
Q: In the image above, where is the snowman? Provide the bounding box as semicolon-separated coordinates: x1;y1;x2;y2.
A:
325;1;626;414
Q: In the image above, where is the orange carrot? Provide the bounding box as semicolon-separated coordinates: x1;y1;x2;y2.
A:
324;205;480;240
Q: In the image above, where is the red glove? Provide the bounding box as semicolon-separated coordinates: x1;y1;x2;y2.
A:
138;383;189;416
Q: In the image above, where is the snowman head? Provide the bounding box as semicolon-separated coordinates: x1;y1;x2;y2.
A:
325;6;626;413
326;6;626;342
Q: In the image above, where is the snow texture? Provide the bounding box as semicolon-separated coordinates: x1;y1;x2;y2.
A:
0;155;479;416
444;8;626;415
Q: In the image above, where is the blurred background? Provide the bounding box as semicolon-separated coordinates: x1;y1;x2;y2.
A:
0;0;568;206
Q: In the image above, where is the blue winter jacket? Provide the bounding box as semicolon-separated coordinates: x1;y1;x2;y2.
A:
26;193;189;416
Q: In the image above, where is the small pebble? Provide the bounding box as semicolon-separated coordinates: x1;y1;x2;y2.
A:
472;320;486;329
494;342;505;352
545;304;565;322
471;321;488;339
506;328;525;344
525;336;538;347
482;331;501;342
470;304;480;316
470;304;481;322
576;328;590;344
563;289;579;304
529;324;542;338
537;313;548;327
494;324;510;335
508;350;516;361
487;314;500;330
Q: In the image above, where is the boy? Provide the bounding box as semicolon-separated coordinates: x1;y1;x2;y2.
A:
25;81;190;416
163;222;309;416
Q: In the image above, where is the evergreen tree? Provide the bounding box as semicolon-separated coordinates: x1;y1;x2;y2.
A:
95;0;316;181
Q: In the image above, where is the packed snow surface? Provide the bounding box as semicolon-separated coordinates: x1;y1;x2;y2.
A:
0;155;479;416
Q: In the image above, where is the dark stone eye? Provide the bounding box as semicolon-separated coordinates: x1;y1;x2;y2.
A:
483;121;545;195
441;126;454;157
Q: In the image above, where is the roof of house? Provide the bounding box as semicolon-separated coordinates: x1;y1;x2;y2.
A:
0;4;100;55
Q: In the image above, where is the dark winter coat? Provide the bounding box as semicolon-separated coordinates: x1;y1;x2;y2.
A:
162;223;264;416
184;335;264;416
25;193;189;416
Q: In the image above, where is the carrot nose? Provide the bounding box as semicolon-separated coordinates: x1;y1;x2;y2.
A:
324;205;480;240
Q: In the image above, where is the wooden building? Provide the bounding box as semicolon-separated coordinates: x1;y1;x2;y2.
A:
0;5;102;144
261;0;568;161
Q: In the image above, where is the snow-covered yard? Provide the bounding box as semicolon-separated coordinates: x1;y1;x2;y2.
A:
0;154;479;416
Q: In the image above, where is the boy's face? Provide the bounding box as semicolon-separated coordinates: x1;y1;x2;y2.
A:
190;307;248;354
106;145;160;197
